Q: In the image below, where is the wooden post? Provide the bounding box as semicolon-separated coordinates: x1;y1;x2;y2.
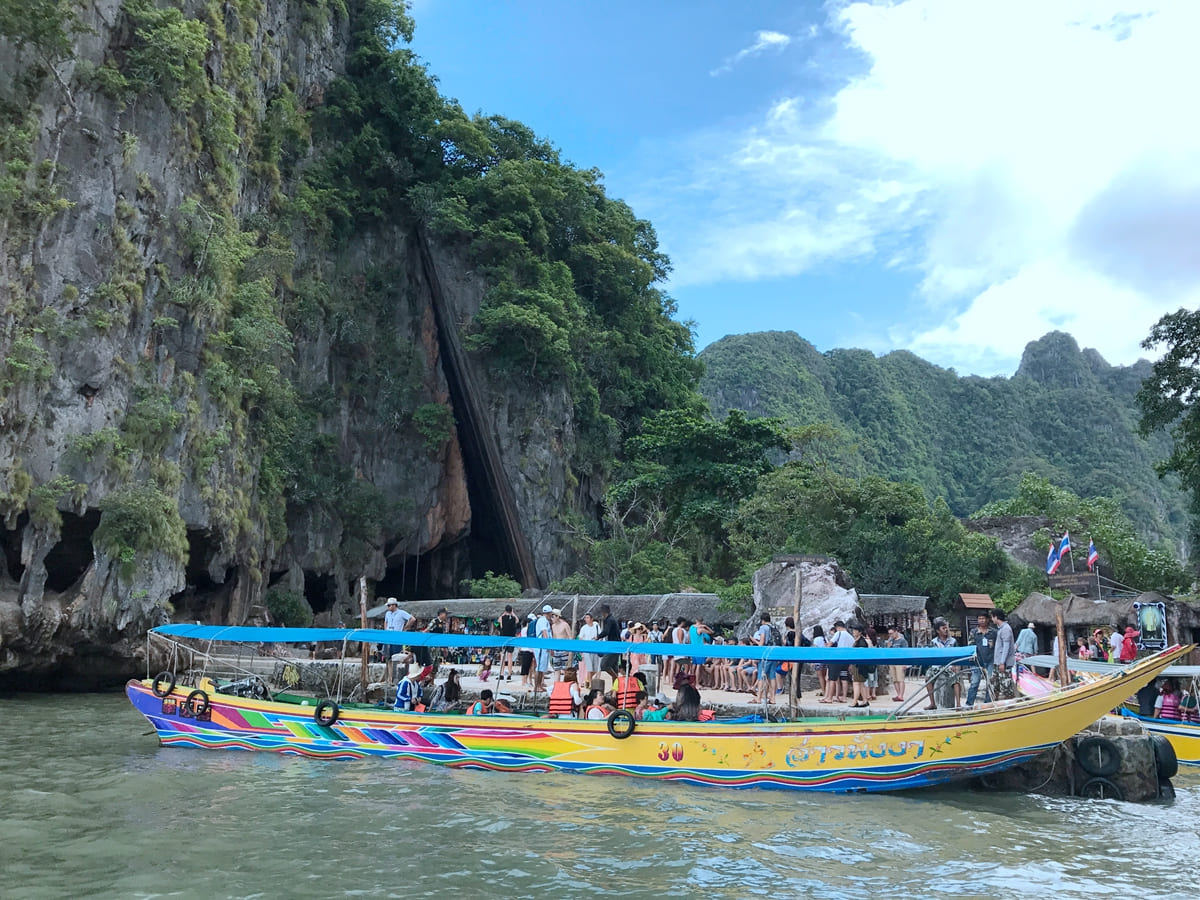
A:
789;565;801;717
359;576;369;697
1055;604;1068;686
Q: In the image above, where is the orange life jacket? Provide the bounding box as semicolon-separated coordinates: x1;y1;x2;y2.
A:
584;704;607;720
549;681;576;717
467;701;491;715
614;676;639;710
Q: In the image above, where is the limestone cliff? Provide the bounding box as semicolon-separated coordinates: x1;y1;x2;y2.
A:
0;1;609;688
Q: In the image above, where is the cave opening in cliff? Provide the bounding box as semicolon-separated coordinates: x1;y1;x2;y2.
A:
303;570;336;615
171;529;238;621
1;512;29;583
42;509;101;592
377;541;475;602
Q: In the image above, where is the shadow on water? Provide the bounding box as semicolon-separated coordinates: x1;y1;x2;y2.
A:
3;693;1197;899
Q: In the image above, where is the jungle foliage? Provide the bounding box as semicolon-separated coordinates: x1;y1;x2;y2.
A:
699;330;1189;558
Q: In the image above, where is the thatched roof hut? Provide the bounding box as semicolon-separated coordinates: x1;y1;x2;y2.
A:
1012;591;1200;664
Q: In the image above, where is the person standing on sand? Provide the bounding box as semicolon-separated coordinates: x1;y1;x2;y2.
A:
886;625;908;702
991;609;1017;700
497;604;520;681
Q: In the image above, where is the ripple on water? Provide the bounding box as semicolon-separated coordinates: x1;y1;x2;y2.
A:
4;693;1200;899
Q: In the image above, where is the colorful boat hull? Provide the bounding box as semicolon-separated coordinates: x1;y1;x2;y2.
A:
126;647;1188;792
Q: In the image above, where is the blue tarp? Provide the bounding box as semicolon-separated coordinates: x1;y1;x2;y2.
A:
151;624;974;666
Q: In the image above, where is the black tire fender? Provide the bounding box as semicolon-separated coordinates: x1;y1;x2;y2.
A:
314;700;340;727
607;709;636;740
152;671;176;698
1151;733;1178;780
185;689;210;718
1158;778;1175;800
1078;776;1123;801
1075;735;1121;777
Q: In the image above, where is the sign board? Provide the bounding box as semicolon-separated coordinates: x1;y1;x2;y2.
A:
1048;573;1094;596
773;554;832;565
1134;601;1167;651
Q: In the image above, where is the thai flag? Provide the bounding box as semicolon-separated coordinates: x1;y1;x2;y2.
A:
1046;542;1061;575
1087;539;1099;571
1059;531;1071;557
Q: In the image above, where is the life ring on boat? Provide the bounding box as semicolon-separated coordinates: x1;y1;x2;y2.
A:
1074;735;1120;777
314;700;340;727
151;671;176;698
185;689;210;717
1077;776;1123;801
607;709;636;740
1151;734;1178;780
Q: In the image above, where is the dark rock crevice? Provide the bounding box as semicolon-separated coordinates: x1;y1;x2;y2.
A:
42;509;100;593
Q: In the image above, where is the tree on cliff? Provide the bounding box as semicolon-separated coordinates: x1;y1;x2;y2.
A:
1139;308;1200;566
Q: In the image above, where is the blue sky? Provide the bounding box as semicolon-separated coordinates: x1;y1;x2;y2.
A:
408;1;1200;376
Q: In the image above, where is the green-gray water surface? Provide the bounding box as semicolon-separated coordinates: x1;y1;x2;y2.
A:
2;692;1195;899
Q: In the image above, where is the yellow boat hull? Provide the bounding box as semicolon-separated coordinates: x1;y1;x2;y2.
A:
127;647;1190;792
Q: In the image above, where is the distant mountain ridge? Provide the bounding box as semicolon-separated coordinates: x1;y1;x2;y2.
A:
698;330;1187;557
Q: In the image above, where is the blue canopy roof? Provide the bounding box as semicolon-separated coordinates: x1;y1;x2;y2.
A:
151;624;973;666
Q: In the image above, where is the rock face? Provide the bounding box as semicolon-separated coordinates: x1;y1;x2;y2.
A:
750;560;860;639
0;2;588;688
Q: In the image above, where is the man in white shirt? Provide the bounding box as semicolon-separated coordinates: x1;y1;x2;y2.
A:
533;605;553;694
383;598;413;682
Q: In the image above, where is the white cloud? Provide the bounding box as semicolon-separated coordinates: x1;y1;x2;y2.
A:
711;30;793;76
653;0;1200;374
829;0;1200;370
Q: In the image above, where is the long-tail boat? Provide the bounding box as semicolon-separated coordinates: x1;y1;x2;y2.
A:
127;625;1190;792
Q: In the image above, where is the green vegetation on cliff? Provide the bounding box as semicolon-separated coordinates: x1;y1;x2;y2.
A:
699;330;1188;557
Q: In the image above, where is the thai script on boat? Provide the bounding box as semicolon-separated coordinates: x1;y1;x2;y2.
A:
784;736;924;765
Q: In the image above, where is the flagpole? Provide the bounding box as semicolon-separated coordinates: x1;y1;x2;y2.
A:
1067;532;1075;573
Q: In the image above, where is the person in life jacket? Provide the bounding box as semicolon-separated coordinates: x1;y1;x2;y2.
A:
581;688;612;720
1156;678;1182;721
612;662;640;710
548;668;582;717
467;689;494;716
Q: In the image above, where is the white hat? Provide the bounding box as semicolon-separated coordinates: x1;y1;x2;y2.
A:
542;604;553;613
527;612;536;620
551;608;562;616
1024;622;1034;628
386;598;398;606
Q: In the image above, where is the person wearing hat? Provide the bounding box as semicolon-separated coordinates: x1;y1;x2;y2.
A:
382;598;413;683
1014;619;1037;661
629;621;650;675
1120;626;1140;663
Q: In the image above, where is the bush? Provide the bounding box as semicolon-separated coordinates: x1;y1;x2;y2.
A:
94;485;188;577
463;571;522;598
266;588;313;627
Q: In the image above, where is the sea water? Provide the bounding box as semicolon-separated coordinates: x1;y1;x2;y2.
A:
1;692;1194;899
